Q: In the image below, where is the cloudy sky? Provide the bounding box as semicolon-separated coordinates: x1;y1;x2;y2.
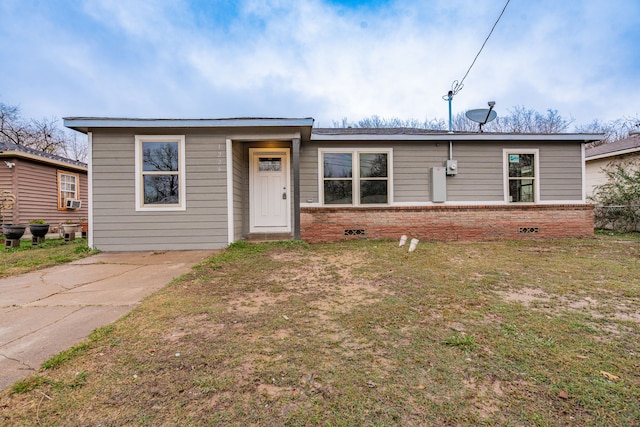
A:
1;0;638;130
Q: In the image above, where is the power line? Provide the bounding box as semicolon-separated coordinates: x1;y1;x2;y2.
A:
443;0;512;100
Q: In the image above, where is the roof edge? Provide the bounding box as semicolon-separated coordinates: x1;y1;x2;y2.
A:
63;117;315;133
311;132;604;142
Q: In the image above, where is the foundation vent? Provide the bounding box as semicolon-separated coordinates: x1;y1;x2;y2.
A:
344;229;366;236
518;227;539;234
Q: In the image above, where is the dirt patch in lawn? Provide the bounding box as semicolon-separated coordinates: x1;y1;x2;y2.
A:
2;237;639;426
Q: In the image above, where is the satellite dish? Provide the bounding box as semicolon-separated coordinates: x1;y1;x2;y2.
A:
465;102;497;132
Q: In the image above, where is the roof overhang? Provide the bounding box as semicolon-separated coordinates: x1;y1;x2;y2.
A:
586;146;640;161
0;150;87;172
63;117;315;141
311;132;604;143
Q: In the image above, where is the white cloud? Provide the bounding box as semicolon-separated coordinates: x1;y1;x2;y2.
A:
0;0;638;128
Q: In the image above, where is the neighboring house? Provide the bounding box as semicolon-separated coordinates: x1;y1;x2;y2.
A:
63;117;602;251
585;134;640;198
0;141;88;227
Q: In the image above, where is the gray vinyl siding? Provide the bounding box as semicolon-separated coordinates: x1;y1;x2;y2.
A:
301;139;585;204
300;141;320;203
392;142;448;202
232;142;245;240
538;143;583;200
91;130;229;251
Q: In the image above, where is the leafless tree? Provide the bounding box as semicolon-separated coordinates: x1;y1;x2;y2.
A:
576;116;640;146
0;101;87;162
483;106;573;133
332;115;446;129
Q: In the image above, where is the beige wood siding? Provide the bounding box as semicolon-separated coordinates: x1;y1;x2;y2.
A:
91;130;229;251
0;161;15;223
5;158;88;225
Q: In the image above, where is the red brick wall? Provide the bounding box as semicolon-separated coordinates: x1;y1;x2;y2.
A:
300;205;594;242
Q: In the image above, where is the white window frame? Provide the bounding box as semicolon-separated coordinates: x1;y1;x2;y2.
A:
57;170;79;210
319;148;393;206
503;148;540;203
135;135;186;211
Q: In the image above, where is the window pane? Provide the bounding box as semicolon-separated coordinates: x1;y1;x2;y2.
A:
360;153;388;178
508;154;534;178
324;180;352;204
144;175;180;204
509;179;534;202
143;142;179;171
360;180;388;204
258;157;281;172
324;153;352;178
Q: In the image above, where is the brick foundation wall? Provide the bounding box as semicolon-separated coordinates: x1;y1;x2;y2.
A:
300;205;594;243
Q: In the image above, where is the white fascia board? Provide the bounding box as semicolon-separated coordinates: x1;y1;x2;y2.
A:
64;117;314;133
585;147;640;161
311;133;603;142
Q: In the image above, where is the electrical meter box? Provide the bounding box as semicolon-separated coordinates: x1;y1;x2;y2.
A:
446;159;458;176
431;167;447;202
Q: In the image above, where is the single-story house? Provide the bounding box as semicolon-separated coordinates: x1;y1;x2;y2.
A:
0;141;88;228
63;117;603;251
585;134;640;198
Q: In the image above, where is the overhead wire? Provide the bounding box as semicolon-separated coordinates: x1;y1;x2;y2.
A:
442;0;512;100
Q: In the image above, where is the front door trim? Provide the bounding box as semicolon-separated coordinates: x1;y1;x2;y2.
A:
249;148;291;233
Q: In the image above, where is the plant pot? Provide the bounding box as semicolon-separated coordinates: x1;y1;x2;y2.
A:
29;223;50;238
61;224;78;233
3;224;26;240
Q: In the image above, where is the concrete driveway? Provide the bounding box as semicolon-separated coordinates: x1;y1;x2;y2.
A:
0;250;212;391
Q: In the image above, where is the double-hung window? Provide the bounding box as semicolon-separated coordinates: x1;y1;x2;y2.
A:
57;170;79;209
321;149;391;206
135;135;186;211
504;149;538;203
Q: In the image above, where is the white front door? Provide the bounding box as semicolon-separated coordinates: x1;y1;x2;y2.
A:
249;149;291;232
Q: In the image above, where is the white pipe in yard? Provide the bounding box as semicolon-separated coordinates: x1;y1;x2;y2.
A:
399;235;408;247
408;238;419;252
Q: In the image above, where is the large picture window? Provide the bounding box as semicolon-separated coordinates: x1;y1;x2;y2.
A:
504;150;538;203
57;170;79;209
321;149;391;206
135;135;186;211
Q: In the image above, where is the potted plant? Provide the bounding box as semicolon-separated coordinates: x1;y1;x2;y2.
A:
3;224;26;240
29;219;50;238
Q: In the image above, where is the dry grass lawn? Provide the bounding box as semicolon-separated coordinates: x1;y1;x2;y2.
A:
1;234;639;426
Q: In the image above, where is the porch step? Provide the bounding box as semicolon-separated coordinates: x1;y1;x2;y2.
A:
245;233;294;242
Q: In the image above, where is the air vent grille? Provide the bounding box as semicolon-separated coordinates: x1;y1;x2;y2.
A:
518;227;539;233
344;229;366;236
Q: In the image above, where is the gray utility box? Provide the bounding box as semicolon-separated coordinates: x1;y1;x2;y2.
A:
431;166;447;202
446;159;458;176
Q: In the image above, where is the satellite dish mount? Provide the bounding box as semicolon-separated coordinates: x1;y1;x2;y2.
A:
465;101;497;132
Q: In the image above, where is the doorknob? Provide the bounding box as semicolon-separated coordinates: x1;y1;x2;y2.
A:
282;193;287;200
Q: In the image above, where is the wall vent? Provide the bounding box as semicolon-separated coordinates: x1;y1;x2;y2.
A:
518;227;539;234
344;229;366;236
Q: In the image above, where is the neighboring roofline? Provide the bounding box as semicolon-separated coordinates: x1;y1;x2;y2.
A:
0;149;88;171
586;146;640;161
311;131;603;142
63;117;315;134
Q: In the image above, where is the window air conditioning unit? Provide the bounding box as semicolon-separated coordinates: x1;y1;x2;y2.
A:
65;198;82;209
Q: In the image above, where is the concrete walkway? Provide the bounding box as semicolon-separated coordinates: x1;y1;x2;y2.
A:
0;250;212;391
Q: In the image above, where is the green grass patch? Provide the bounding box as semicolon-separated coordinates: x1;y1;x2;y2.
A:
0;238;97;278
1;236;639;426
